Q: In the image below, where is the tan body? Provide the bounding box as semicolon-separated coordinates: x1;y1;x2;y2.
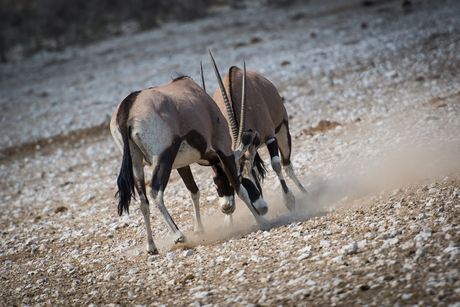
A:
213;66;308;211
110;76;268;254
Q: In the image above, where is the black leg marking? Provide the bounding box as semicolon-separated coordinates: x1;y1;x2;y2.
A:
212;164;234;198
241;177;263;203
280;179;289;194
177;166;199;195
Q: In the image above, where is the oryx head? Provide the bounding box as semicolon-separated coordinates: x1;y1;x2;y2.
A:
205;52;268;216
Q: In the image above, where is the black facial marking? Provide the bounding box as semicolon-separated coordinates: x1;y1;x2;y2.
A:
212;164;234;197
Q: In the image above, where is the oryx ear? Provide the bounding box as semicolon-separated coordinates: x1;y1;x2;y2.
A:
252;131;261;149
240;131;254;149
234;131;254;161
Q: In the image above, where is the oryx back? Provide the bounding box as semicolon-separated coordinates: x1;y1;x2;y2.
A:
112;76;232;169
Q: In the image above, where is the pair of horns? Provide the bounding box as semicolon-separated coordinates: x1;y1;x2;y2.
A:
201;51;247;149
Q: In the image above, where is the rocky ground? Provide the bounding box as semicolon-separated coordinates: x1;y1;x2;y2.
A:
1;0;460;306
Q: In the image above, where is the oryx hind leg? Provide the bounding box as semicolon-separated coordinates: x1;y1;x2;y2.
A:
266;137;295;212
177;166;203;233
276;122;308;194
149;143;187;244
131;142;158;255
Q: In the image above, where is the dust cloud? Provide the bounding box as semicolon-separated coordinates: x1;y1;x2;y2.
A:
153;130;460;253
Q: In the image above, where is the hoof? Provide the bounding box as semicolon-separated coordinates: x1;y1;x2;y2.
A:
194;222;204;233
173;233;188;244
283;191;296;212
147;247;159;255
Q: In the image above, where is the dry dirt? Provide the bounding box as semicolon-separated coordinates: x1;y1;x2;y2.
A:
1;0;460;306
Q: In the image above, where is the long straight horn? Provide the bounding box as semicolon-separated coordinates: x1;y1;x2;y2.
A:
200;62;206;92
209;50;238;147
237;61;247;147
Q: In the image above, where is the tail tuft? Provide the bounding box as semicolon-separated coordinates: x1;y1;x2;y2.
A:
254;152;267;182
115;127;136;215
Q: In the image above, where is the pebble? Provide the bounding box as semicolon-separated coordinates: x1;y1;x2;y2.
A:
297;253;310;261
183;250;194;257
129;269;139;274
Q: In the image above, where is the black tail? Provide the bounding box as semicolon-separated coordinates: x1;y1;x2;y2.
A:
254;152;267;182
116;125;136;216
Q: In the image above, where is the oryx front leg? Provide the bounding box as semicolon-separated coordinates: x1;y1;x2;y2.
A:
212;164;236;227
217;153;269;227
267;138;295;212
177;166;204;233
237;187;269;227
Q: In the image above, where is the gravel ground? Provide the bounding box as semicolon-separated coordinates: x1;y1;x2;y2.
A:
1;0;460;306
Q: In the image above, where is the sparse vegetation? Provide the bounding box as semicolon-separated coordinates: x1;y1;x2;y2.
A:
0;0;225;61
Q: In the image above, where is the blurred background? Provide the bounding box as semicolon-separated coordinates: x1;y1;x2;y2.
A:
0;0;302;62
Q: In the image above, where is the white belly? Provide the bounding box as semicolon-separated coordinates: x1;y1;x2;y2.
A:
172;141;201;169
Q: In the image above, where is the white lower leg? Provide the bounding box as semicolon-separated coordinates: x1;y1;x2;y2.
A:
284;163;307;193
154;191;187;243
191;191;204;233
272;156;295;211
140;197;158;254
237;187;269;226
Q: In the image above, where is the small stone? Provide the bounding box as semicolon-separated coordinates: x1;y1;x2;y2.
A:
129;268;139;274
235;270;246;278
293;289;311;298
415;247;427;260
332;279;343;287
183;250;194;257
167;252;175;260
222;268;232;276
402;293;413;300
104;272;114;281
297;253;310;261
250;255;259;262
194;291;211;299
306;279;316;286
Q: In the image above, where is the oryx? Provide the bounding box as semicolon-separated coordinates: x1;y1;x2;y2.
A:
110;75;268;255
209;52;308;212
